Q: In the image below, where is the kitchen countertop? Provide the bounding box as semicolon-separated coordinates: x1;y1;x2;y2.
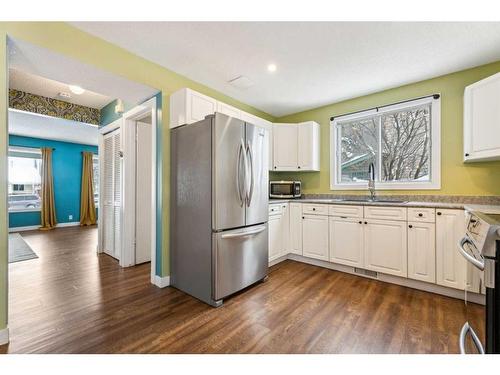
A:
269;198;500;213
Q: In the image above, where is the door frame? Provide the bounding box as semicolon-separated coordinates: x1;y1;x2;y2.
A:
97;97;158;284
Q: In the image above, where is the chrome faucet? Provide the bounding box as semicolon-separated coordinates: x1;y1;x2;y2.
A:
368;162;376;201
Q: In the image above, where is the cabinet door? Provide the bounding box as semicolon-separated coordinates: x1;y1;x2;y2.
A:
273;124;298;171
407;221;436;283
268;214;284;262
364;219;407;277
281;203;290;256
302;214;329;261
436;209;466;290
187;89;217;124
464;72;500;162
298;121;320;171
217;101;241;119
329;217;364;267
289;203;303;255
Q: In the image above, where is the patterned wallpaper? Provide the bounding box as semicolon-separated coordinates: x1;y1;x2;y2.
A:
9;89;100;125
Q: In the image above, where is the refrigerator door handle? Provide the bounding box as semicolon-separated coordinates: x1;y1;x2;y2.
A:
245;142;254;207
459;321;485;354
236;141;244;207
220;225;266;239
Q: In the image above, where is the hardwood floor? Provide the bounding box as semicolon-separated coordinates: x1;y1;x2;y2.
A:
0;226;484;353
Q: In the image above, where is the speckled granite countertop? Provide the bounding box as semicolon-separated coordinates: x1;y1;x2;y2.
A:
269;195;500;213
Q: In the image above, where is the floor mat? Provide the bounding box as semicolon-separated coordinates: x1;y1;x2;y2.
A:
9;232;38;263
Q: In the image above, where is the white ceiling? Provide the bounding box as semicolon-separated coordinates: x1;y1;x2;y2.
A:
9;109;98;146
71;22;500;117
9;68;113;109
8;37;159;107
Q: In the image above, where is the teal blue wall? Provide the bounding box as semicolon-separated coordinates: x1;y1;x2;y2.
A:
9;135;98;228
100;99;134;126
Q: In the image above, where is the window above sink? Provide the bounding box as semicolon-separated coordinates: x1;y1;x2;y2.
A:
330;95;441;191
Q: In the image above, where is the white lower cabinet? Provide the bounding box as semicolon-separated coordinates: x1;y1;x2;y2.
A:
329;217;364;267
364;219;408;277
407;221;436;283
268;214;284;262
302;214;329;261
289;203;303;255
436;209;466;290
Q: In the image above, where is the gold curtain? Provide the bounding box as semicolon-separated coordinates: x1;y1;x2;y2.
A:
80;151;97;226
39;147;57;230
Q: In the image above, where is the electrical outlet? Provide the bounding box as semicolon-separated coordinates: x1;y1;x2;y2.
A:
69;215;73;220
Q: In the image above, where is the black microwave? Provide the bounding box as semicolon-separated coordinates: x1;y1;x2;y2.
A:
269;181;301;199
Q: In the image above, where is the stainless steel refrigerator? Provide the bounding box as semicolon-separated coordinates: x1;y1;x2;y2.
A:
170;112;269;306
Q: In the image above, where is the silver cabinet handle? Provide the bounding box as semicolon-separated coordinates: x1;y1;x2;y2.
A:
459;322;485;354
236;141;244;207
457;236;484;271
245;142;254;207
221;225;266;239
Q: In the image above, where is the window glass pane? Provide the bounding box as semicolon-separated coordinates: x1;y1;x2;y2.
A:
8;153;42;211
381;104;431;182
339;117;378;183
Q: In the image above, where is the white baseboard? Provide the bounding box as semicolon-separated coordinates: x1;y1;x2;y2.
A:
0;327;9;345
9;221;81;232
280;254;485;305
153;275;170;288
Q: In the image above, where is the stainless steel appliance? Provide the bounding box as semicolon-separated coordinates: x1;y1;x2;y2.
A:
458;210;500;353
269;180;301;198
170;112;269;307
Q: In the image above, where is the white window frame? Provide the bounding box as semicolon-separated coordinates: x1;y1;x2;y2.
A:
330;96;441;190
8;146;43;213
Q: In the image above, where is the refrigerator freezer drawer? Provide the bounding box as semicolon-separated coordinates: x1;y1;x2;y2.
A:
213;224;269;301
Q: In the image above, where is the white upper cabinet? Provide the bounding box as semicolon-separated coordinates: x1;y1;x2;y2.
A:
170;88;217;128
217;101;242;119
273;122;320;171
298;121;320;171
464;72;500;162
273;124;298;171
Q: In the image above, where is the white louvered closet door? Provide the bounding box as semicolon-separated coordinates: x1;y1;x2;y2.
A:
102;128;122;260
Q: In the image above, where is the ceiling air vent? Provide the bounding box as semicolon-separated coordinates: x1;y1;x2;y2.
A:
227;75;254;90
58;92;72;99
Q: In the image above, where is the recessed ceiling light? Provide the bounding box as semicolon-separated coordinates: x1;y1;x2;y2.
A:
69;85;85;95
267;63;277;73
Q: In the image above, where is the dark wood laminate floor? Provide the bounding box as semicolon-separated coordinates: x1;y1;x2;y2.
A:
0;226;484;354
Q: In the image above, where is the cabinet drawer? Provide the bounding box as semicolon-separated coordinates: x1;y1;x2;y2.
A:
364;206;407;221
328;204;363;218
302;204;328;215
408;207;435;223
269;204;283;216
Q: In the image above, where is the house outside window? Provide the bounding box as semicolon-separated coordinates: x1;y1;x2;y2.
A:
8;146;42;212
330;96;441;190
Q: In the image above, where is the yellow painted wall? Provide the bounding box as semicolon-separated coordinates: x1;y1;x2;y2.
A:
272;60;500;196
0;22;276;331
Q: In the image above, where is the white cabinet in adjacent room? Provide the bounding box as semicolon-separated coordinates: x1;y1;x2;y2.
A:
436;209;466;290
169;88;217;128
364;219;407;277
407;221;436;283
273;124;298;171
329;216;364;267
464;72;500;162
289;203;303;255
302;214;329;261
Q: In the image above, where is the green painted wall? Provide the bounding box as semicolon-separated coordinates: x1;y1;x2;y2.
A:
0;22;275;332
272;60;500;196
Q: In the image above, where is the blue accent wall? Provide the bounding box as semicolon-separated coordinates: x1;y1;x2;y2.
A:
100;99;134;126
9;135;98;228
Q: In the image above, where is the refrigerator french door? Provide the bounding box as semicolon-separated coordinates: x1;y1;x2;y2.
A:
212;113;269;301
